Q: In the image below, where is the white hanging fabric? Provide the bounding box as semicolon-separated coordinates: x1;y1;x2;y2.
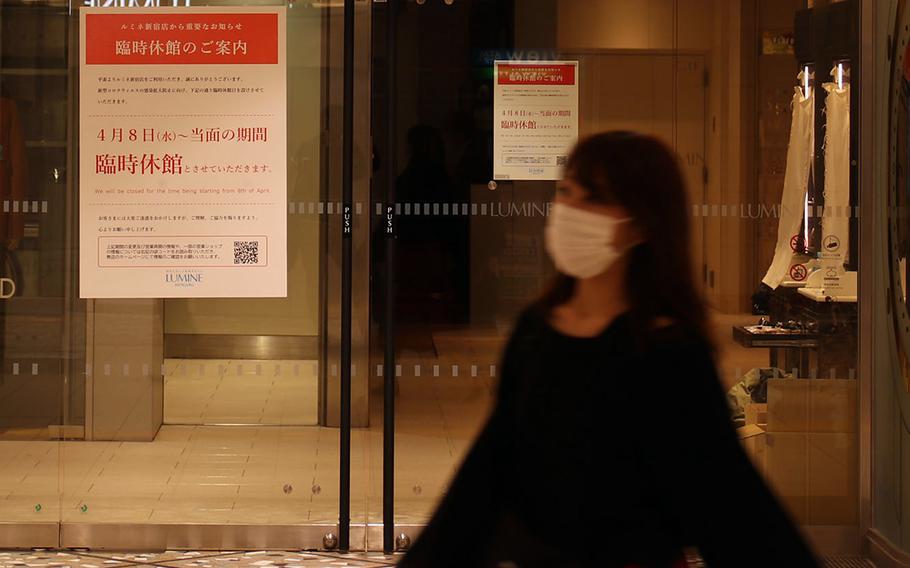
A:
821;79;850;268
761;83;814;289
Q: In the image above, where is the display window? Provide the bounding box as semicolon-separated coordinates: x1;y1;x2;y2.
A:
369;0;862;555
0;0;878;560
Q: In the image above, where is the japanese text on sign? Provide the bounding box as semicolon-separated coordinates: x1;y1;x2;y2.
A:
493;61;579;181
79;7;287;298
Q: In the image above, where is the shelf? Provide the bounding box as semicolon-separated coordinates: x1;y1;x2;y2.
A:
732;325;819;349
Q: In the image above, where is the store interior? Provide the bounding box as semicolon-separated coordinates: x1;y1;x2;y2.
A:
0;0;860;552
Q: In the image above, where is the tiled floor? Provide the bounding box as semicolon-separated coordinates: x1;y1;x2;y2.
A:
0;312;767;527
0;426;348;524
0;550;398;568
0;393;488;524
0;550;875;567
164;360;319;426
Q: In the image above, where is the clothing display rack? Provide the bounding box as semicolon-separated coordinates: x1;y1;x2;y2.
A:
735;0;858;379
795;0;858;266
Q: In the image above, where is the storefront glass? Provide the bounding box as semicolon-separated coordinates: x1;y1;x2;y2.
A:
370;0;863;553
0;0;865;556
873;0;910;556
2;0;71;539
0;0;348;546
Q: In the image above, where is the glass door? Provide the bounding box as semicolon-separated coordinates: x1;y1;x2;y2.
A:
60;0;346;547
0;0;359;550
370;0;708;544
0;0;864;555
371;0;863;557
0;0;69;546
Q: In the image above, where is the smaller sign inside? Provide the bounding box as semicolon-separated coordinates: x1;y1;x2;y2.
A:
493;60;579;181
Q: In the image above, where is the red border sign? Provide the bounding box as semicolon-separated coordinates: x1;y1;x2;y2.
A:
85;13;278;65
496;63;576;86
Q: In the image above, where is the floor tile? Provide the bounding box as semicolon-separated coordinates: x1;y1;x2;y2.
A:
164;360;318;426
0;551;102;568
151;551;397;568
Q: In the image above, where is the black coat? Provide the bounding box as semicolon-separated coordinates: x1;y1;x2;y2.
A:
398;309;820;568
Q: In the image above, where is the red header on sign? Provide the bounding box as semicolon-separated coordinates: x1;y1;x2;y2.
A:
497;63;576;86
85;13;278;65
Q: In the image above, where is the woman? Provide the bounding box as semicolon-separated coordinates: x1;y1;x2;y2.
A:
398;132;820;567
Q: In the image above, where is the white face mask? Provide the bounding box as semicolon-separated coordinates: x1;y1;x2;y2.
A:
544;202;632;279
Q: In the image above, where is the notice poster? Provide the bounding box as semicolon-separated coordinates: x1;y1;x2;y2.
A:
493;60;579;181
79;7;287;298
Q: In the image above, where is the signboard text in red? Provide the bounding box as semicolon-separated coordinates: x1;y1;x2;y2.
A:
85;12;278;65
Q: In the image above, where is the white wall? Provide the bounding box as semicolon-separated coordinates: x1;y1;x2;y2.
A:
547;0;747;312
556;0;714;51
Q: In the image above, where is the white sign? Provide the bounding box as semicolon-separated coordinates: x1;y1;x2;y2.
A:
79;7;287;298
493;60;579;181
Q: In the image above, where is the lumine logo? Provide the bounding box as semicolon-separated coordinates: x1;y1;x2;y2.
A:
165;271;203;287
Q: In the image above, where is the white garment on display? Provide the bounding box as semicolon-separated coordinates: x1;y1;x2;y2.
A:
821;79;850;274
761;83;814;289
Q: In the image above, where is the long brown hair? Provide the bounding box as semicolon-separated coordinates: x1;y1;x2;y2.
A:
536;131;714;351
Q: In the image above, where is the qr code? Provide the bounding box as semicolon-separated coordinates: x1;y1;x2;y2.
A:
233;240;259;265
556;155;568;166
